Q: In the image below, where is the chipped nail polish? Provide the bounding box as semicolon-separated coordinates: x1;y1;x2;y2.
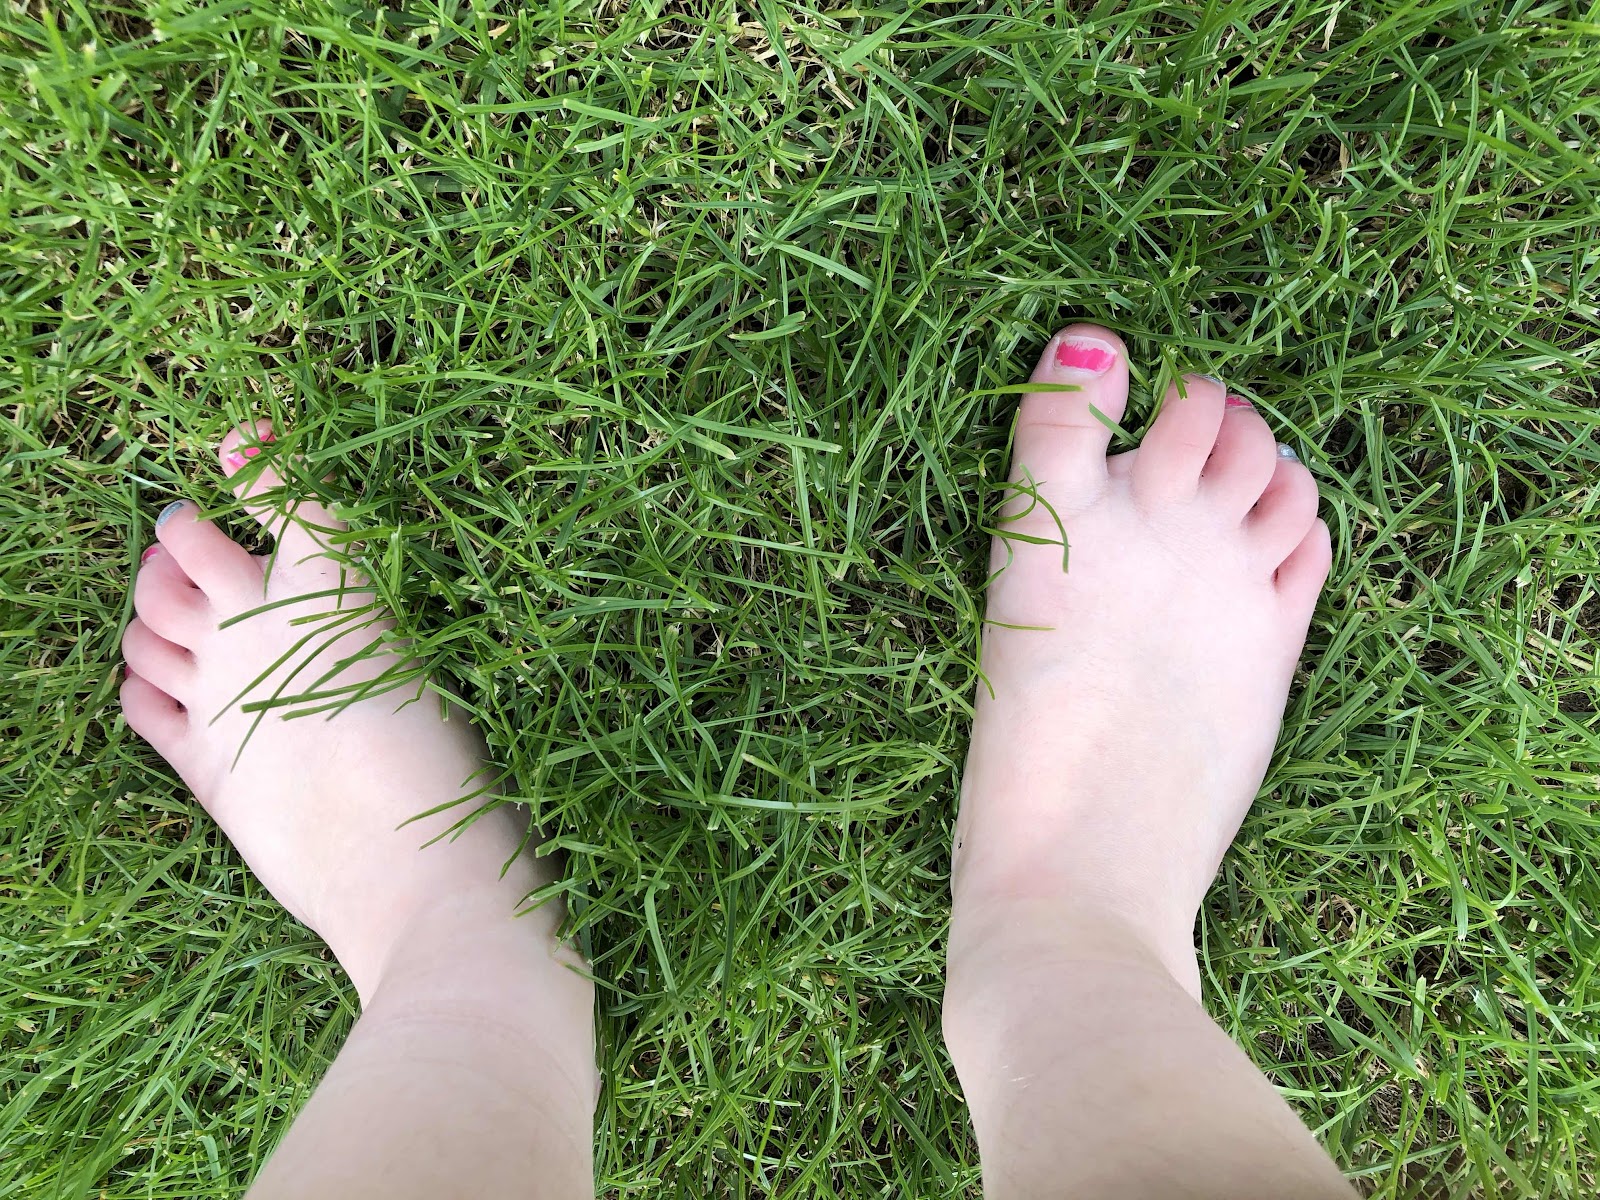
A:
1225;394;1253;409
223;450;246;469
1054;336;1117;374
155;500;186;528
1277;443;1300;461
140;545;161;564
243;446;261;458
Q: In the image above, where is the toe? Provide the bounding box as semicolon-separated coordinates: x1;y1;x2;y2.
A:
220;421;347;569
1247;456;1322;566
133;545;211;646
1131;374;1227;503
121;617;195;702
1200;394;1281;517
120;671;189;751
154;500;264;603
1275;518;1333;620
1007;324;1131;519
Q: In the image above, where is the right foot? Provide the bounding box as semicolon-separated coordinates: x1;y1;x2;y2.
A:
947;324;1332;1005
119;423;576;1002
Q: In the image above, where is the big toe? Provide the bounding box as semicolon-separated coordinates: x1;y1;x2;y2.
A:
220;421;347;569
1005;324;1131;525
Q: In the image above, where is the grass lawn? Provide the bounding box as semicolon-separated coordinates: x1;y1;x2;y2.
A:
4;0;1600;1195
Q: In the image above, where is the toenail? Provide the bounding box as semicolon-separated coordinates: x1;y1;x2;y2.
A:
1225;394;1253;409
223;450;247;469
1054;335;1118;374
155;500;187;527
140;545;161;564
1196;374;1225;388
1276;443;1300;461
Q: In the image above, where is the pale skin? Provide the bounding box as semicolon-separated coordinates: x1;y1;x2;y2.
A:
120;324;1356;1198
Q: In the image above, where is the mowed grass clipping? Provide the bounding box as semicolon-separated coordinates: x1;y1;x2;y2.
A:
4;0;1600;1196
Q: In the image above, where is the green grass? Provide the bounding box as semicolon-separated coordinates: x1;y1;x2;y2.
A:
4;0;1600;1195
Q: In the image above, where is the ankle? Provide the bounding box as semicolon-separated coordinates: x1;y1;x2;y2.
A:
943;903;1202;1125
951;862;1201;980
944;898;1199;1042
352;870;574;1007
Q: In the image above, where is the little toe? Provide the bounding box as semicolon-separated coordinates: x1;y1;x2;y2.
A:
1131;374;1227;503
1008;324;1131;519
120;671;190;752
1275;518;1334;620
220;421;347;569
133;546;212;646
1247;456;1323;566
154;500;264;603
1200;395;1281;517
122;617;195;702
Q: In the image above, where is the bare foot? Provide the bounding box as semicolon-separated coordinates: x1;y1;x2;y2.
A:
948;324;1331;1002
120;422;562;1002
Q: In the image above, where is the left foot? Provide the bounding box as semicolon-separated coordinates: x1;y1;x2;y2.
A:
120;422;565;1001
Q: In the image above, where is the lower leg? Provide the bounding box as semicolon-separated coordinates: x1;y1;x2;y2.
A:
249;889;594;1200
944;326;1352;1197
945;901;1352;1199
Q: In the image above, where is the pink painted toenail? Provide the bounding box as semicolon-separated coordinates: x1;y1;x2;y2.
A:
1225;394;1253;408
1055;337;1117;374
243;445;261;458
140;545;160;564
224;450;247;469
